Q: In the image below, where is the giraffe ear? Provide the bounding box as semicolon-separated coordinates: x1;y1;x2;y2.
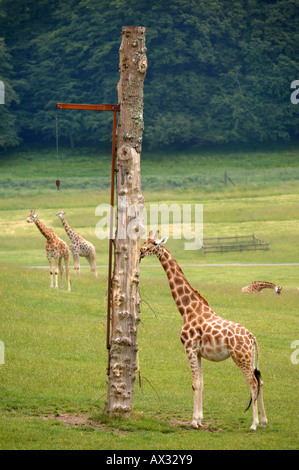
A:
157;236;168;245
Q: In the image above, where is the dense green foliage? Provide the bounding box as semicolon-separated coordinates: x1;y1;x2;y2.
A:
0;0;298;149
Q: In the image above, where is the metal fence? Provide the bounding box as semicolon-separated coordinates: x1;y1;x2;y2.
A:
201;234;269;253
0;166;299;195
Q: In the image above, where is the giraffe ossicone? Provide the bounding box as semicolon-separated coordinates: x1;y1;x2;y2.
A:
26;210;71;291
140;231;267;430
56;209;98;278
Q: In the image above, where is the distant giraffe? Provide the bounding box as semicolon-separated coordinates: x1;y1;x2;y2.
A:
26;210;71;291
56;210;98;277
140;231;267;430
242;281;282;295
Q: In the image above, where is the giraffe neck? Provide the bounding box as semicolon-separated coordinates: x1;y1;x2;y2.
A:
254;281;276;290
157;247;209;316
60;217;77;241
34;219;54;240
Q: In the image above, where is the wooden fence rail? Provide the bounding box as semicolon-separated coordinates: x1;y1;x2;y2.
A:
201;234;269;253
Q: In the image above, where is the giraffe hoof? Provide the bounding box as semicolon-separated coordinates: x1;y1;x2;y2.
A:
191;420;202;429
250;424;257;431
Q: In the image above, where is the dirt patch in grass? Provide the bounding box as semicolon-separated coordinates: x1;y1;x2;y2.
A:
44;412;127;434
45;412;222;434
170;418;223;433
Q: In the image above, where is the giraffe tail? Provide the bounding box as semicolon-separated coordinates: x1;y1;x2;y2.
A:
245;339;261;412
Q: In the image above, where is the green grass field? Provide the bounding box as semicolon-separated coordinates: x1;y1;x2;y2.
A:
0;145;298;450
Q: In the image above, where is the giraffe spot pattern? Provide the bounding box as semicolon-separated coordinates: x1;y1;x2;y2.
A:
138;240;267;428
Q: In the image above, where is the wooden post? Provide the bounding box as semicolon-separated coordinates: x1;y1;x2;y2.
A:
105;26;147;417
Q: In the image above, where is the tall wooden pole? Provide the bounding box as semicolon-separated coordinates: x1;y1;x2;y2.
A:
105;26;147;416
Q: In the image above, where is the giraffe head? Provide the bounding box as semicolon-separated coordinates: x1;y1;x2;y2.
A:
275;286;282;295
26;210;39;223
140;230;168;262
56;209;66;220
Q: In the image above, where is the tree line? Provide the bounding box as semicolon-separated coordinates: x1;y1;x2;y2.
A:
0;0;298;150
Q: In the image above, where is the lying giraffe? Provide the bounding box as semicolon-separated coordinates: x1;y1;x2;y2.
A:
26;210;71;291
242;281;282;295
56;210;98;277
140;231;267;430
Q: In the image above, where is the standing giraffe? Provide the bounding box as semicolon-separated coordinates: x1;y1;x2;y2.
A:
242;281;282;295
56;210;98;278
140;231;267;430
26;210;71;291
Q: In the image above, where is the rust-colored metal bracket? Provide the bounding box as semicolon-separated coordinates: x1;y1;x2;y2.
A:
56;103;120;112
56;102;119;375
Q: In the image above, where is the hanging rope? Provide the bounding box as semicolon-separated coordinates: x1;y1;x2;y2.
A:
55;110;60;191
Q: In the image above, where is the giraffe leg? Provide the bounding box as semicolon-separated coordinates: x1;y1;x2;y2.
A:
65;253;71;292
87;253;98;278
72;252;80;276
59;258;64;289
181;335;203;429
47;254;54;288
258;377;268;428
54;256;59;289
249;385;259;431
231;353;260;430
191;354;203;428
